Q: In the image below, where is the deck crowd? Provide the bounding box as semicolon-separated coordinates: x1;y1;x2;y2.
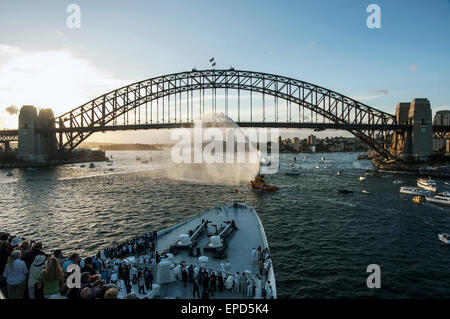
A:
1;230;274;299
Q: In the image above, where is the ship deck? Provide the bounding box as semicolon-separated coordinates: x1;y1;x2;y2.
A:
116;204;276;299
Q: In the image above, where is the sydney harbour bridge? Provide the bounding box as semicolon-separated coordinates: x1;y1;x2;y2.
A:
1;69;449;162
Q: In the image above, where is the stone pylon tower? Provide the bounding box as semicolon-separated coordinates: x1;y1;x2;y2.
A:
390;98;433;161
18;105;57;163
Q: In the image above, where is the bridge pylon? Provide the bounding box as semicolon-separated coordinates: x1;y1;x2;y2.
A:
18;105;57;163
390;98;433;161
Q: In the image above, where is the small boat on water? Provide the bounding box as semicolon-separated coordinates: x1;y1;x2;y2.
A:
445;182;450;186
362;190;370;194
359;176;366;181
400;186;431;196
136;156;141;161
250;176;279;191
89;163;95;168
438;233;450;244
303;156;310;160
393;180;404;184
412;196;425;204
336;170;342;176
321;157;326;161
141;160;149;164
316;165;320;169
80;164;86;168
6;171;13;177
285;167;300;176
338;189;353;194
417;177;437;192
426;191;450;205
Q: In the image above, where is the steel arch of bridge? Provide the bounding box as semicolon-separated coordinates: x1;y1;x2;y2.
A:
55;69;397;158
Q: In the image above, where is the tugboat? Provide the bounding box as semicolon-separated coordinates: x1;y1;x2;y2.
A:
250;175;279;191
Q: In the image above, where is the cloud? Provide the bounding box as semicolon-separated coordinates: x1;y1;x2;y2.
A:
0;44;130;128
409;64;419;71
369;89;389;96
5;105;18;115
353;89;390;101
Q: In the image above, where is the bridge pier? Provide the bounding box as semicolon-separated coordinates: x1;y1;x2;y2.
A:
17;105;57;163
390;98;433;161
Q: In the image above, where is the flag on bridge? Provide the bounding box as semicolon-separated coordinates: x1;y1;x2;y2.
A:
209;57;214;62
212;62;216;67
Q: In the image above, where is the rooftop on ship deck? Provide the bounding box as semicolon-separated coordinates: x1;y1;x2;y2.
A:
157;205;265;276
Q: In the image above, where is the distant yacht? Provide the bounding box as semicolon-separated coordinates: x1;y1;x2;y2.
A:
438;233;450;244
399;186;431;196
426;191;450;205
417;178;437;192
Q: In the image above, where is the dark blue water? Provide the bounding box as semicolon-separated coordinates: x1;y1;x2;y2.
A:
1;151;450;298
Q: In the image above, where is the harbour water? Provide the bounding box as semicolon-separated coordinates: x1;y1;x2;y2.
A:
1;151;449;298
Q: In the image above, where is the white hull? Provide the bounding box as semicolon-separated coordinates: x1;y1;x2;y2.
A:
399;187;431;196
417;179;437;192
438;234;450;244
425;197;450;205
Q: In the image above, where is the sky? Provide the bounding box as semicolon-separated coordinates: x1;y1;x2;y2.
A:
0;0;449;142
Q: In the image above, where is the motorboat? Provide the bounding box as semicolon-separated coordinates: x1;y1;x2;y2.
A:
316;165;320;169
393;180;404;184
89;163;95;168
337;189;353;194
362;190;371;194
80;164;86;168
412;196;425;204
359;176;366;181
399;186;431;196
426;191;450;205
417;178;437;192
438;233;450;244
321;157;326;161
336;170;342;176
